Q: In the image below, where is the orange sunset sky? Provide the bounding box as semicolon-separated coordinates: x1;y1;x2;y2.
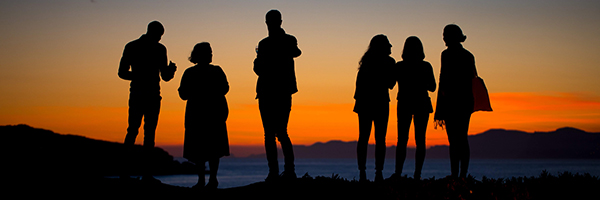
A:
1;0;599;156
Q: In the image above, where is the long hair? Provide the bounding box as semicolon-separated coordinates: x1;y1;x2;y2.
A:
359;34;391;69
401;36;425;61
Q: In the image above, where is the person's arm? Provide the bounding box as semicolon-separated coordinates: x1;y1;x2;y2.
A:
438;52;447;96
118;45;133;81
253;57;262;76
425;62;437;92
160;46;176;82
217;66;230;96
178;68;190;100
470;53;477;78
387;58;396;90
253;41;263;76
353;69;364;100
289;36;301;58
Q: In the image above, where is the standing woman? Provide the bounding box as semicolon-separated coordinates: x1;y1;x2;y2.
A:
434;24;477;178
354;34;396;183
178;42;230;189
393;36;436;180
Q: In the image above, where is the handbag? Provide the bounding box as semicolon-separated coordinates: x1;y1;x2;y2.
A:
472;67;492;112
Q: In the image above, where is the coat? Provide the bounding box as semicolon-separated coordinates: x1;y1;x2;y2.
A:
178;64;230;162
434;44;476;126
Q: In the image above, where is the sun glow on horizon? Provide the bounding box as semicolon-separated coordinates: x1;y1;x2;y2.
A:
1;1;599;157
3;92;599;149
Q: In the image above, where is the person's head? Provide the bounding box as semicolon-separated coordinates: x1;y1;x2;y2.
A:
443;24;466;46
367;34;392;55
401;36;425;61
265;9;282;30
189;42;212;64
146;21;165;42
359;34;392;67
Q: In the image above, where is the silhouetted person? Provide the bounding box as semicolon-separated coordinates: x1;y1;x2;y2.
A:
434;24;477;178
354;34;395;183
118;21;177;182
253;9;301;181
178;42;230;189
392;36;436;180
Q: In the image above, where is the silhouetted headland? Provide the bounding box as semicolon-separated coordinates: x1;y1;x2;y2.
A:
2;124;195;177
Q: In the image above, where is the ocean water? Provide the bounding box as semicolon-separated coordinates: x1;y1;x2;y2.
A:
150;158;600;189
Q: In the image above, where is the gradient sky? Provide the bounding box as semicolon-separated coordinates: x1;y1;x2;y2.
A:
1;0;599;153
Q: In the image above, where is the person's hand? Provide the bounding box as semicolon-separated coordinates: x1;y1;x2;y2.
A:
169;61;177;72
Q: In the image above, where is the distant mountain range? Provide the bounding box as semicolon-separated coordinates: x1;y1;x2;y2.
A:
3;124;599;178
246;127;600;159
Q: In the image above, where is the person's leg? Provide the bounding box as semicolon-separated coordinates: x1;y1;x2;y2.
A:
446;117;459;178
193;160;206;189
122;97;143;178
373;109;389;182
357;113;372;182
277;132;296;178
139;98;161;182
458;113;472;178
276;96;295;176
259;98;279;179
143;98;161;148
413;113;429;179
125;97;143;145
396;112;412;175
207;158;220;188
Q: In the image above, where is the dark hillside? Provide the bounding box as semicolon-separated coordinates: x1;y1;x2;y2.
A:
1;124;193;179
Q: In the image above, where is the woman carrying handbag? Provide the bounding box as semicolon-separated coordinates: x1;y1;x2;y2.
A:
434;24;491;178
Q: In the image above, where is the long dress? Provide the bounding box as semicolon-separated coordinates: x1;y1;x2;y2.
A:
178;64;230;163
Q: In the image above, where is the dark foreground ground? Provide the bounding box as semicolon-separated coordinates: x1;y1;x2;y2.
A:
8;171;600;200
3;125;599;199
